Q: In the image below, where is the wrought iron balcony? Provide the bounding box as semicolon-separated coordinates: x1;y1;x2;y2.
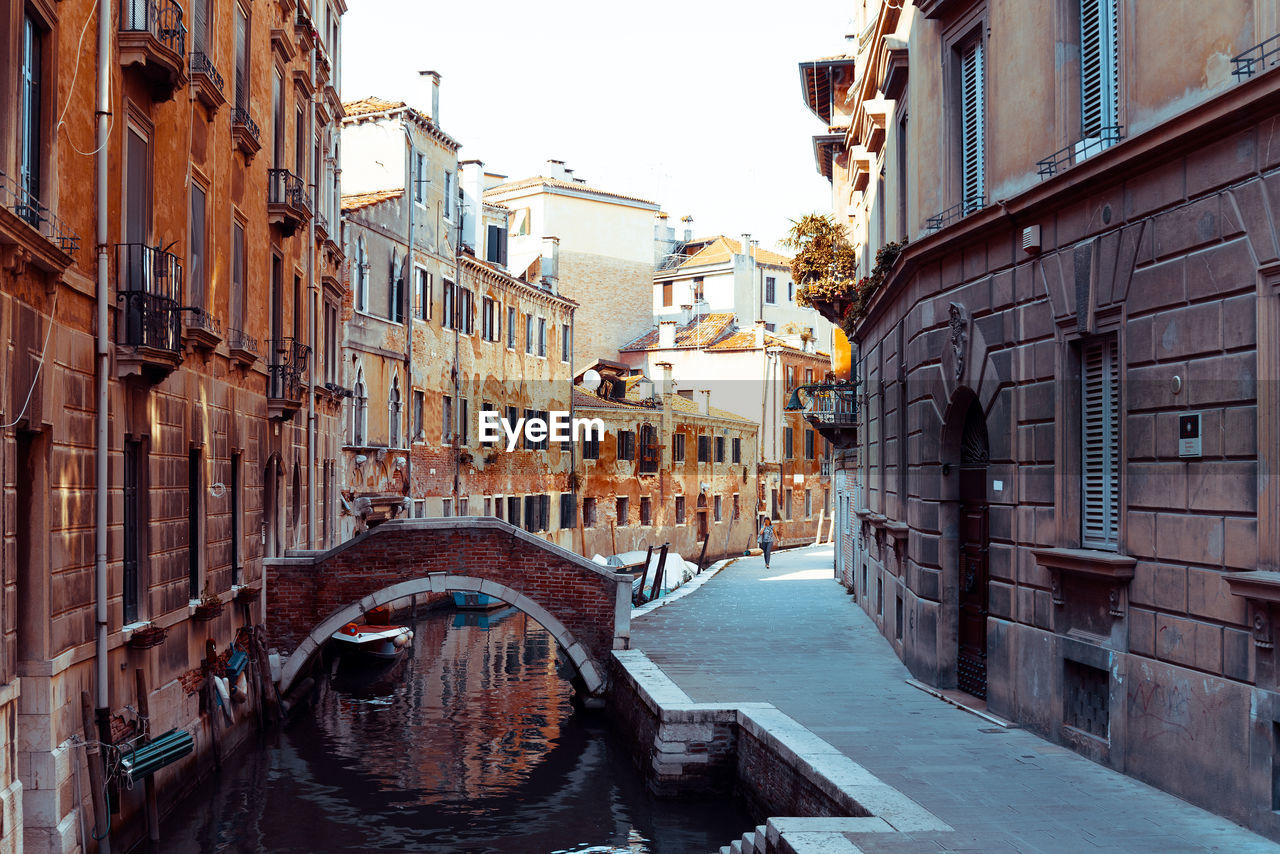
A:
267;337;310;420
267;168;312;236
232;104;261;156
926;196;985;233
0;169;79;268
119;0;187;100
227;327;259;368
189;50;225;112
784;381;859;449
182;305;221;350
1036;126;1124;179
1233;34;1280;81
115;243;184;379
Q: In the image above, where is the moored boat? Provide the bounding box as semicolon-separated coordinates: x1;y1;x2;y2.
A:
330;623;414;660
451;591;505;611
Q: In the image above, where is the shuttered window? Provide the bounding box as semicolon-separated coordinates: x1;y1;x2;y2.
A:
20;15;42;212
1081;337;1120;550
234;6;248;109
1080;0;1119;141
959;38;984;214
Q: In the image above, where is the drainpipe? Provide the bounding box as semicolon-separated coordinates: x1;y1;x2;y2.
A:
307;42;318;547
452;196;462;508
93;0;115;822
402;119;414;512
568;304;576;548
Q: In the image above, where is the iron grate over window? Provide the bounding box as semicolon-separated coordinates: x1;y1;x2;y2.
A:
1063;659;1109;740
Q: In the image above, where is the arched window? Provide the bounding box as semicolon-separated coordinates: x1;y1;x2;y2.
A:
355;235;369;313
352;367;367;446
388;375;401;447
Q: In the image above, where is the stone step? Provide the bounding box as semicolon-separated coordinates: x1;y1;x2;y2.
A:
719;847;732;854
754;825;769;853
740;830;758;853
730;840;743;854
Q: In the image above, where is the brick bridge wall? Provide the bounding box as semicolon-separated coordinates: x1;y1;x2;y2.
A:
267;518;631;695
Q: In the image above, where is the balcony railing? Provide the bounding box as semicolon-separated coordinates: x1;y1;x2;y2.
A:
231;105;261;155
119;0;187;98
785;381;859;449
1036;126;1124;179
227;327;259;367
182;305;221;349
926;196;985;233
0;168;80;259
115;244;184;370
267;168;311;235
189;50;225;111
1233;34;1280;81
268;337;310;419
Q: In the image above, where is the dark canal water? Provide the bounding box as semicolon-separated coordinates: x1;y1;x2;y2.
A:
153;606;752;853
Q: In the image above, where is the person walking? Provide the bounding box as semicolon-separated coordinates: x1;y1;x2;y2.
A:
758;517;775;568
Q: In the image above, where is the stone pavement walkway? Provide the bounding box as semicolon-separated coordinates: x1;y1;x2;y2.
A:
630;544;1277;853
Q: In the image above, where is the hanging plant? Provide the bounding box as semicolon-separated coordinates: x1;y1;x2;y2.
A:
784;213;907;331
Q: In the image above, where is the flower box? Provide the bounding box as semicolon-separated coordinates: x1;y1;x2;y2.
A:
127;624;167;649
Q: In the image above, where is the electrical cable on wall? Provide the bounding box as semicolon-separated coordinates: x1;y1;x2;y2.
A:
59;0;115;158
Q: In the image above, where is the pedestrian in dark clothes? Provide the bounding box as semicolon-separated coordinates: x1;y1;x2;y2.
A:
758;517;775;568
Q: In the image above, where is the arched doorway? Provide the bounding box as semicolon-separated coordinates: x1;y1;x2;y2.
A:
956;398;990;699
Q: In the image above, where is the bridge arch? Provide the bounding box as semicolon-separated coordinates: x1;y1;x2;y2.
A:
268;518;631;698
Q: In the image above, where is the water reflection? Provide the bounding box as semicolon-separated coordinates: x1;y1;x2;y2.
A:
156;606;750;853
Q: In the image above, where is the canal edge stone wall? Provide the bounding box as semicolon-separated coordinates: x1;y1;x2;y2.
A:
609;649;949;849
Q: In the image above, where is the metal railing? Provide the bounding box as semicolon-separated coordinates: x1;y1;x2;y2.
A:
1234;33;1280;80
268;337;310;401
190;50;223;92
820;457;834;478
120;0;186;56
232;105;260;145
227;327;259;356
785;381;858;428
656;252;692;271
115;244;183;351
1036;126;1124;179
926;196;985;233
267;169;311;214
184;306;221;337
0;169;80;255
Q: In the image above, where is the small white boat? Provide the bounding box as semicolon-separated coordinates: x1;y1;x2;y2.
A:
330;623;414;660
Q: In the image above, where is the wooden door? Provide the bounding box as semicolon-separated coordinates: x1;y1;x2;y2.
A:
957;466;989;699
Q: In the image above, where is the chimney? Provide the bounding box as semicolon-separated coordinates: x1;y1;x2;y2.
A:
658;320;677;349
740;233;752;258
754;319;767;348
679;303;693;324
657;361;674;397
699;390;712;416
420;70;441;123
682;215;694;242
541;236;560;291
546;159;568;180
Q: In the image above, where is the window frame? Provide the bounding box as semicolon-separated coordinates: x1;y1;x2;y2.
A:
1079;334;1121;550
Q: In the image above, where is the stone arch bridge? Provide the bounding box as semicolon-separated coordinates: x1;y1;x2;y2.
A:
266;518;633;697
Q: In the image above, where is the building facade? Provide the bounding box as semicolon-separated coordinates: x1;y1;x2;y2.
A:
808;0;1280;837
0;0;344;848
619;314;833;549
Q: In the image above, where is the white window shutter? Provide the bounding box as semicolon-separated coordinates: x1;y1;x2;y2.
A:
960;40;985;212
1081;338;1120;549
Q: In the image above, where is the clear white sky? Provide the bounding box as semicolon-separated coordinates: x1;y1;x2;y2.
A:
340;1;852;250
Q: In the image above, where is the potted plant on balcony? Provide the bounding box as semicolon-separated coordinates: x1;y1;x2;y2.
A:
786;214;906;337
127;624;168;650
193;581;224;622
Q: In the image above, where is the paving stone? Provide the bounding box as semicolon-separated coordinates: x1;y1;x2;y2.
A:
631;544;1272;853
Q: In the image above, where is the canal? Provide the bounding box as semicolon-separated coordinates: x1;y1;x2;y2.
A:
152;605;752;853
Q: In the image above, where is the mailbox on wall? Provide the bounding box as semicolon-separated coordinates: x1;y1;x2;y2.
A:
1178;413;1201;458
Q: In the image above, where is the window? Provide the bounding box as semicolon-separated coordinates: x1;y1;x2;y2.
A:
188;450;202;598
562;323;571;362
189;184;207;309
486;223;508;266
441;498;452;518
524;496;538;532
416;268;431;321
958;36;985;213
788;280;794;302
458;288;474;334
230;453;242;585
714;495;722;522
582;429;600;460
560;494;577;529
483;497;491;517
537;318;547;357
584;497;597;527
442;395;452;444
123;439;143;624
732;437;741;463
389;254;404;323
673;433;685;462
506;306;517;348
784;427;795;459
442;280;455;329
272;69;284;167
662;281;673;307
638;424;659;474
525;313;533;353
693;277;704;303
805;489;812;517
482;297;498;341
617;430;636;461
616;496;629;525
231;221;246;332
233;4;249;111
323;302;337;383
1079;0;1120;152
480;401;497;447
458;398;469;446
523;409;548;451
493;496;504;522
388;378;401;446
785;488;793;520
697;435;711;463
413;150;426;204
897;113;909;240
444;170;454;218
640;496;652;526
507;496;521;528
715;436;725;463
412;390;424;441
805;368;814;384
786;366;796;390
675;496;685;525
1082;336;1120;549
732;493;740;521
765;277;776;304
805;429;815;460
355;236;369;312
352;371;367;445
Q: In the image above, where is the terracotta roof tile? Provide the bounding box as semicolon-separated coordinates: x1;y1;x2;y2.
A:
619;312;738;352
572;386;752;423
342;189;403;212
485;176;657;208
677;235;792;269
342;96;405;117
